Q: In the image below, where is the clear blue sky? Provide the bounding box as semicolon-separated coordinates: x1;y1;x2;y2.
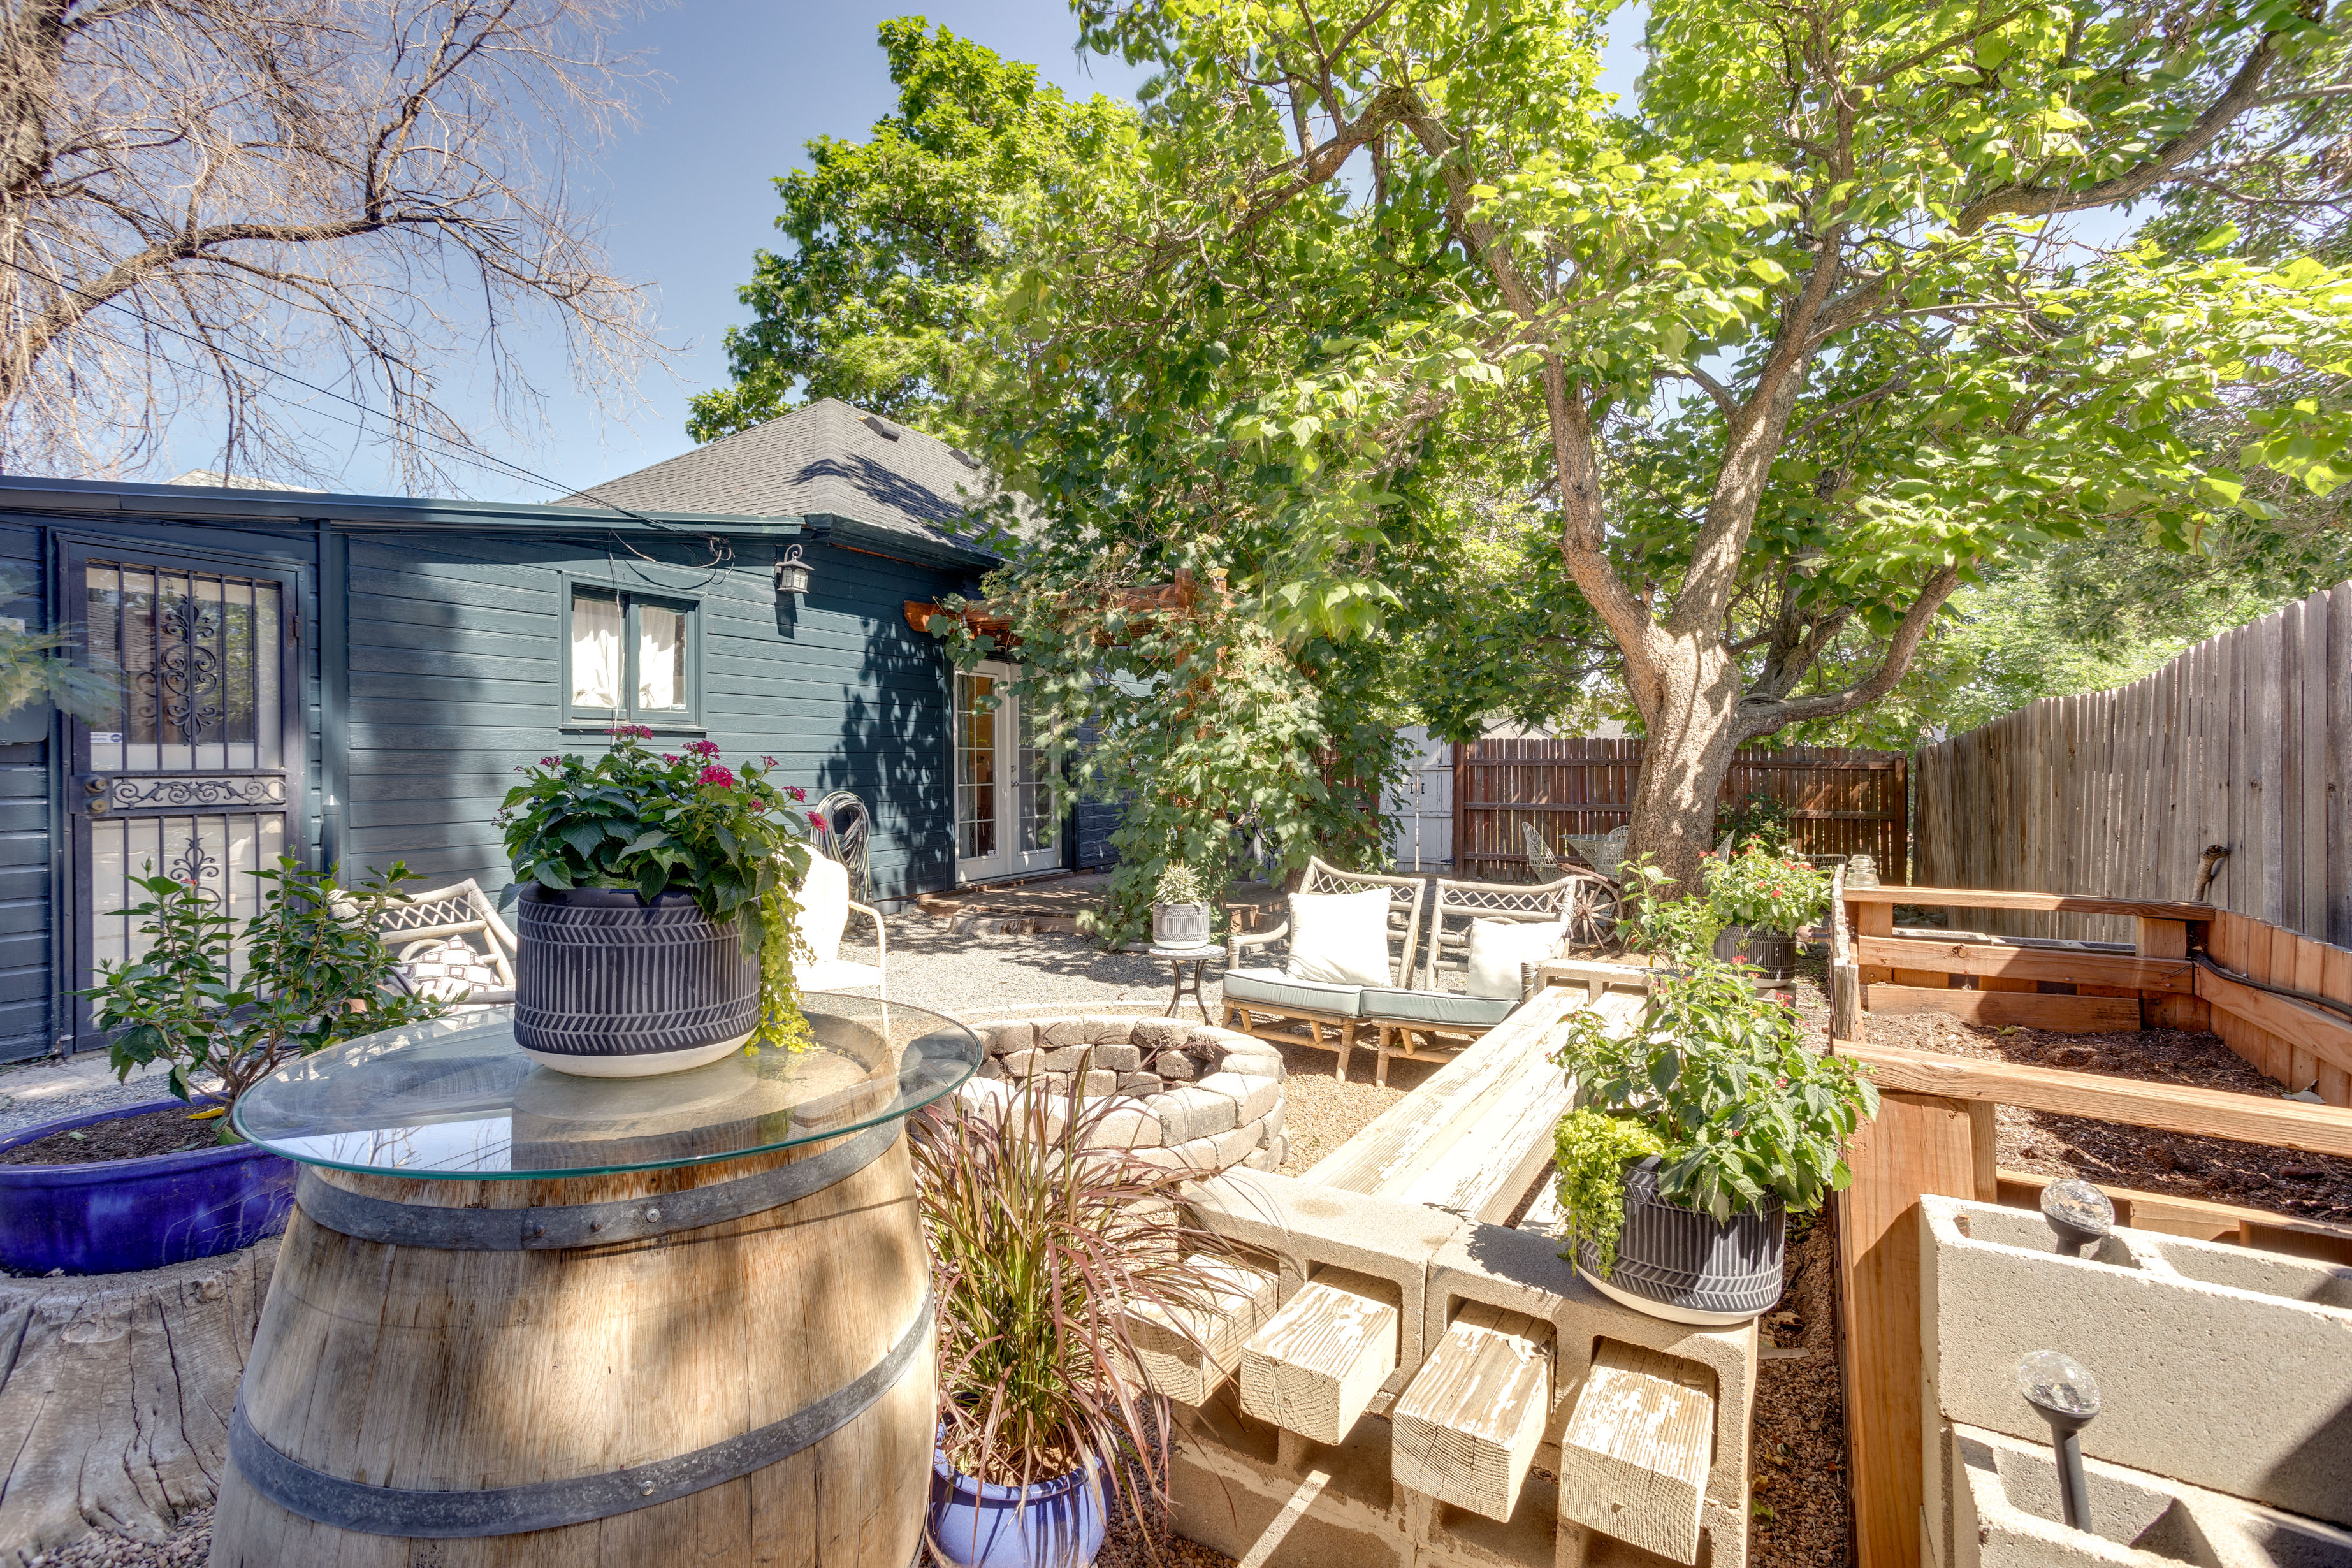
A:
164;3;1647;503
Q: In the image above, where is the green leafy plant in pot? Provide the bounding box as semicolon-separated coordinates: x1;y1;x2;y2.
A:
1149;860;1214;950
498;727;820;1077
1549;955;1877;1325
1702;842;1829;982
913;1068;1243;1568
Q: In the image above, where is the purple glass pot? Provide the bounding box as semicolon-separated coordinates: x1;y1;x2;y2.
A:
929;1447;1106;1568
0;1099;294;1275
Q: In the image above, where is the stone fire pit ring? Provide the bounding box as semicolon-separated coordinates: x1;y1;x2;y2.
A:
952;1014;1288;1173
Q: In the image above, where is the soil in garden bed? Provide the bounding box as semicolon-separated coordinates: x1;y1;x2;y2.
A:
1752;1208;1850;1568
0;1105;226;1165
1782;954;2352;1221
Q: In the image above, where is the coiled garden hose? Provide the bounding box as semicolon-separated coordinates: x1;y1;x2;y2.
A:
2189;946;2352;1027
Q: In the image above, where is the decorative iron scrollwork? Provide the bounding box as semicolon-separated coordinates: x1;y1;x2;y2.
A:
83;774;287;813
134;595;227;741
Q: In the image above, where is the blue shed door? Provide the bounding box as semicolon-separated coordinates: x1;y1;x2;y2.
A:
64;543;304;1049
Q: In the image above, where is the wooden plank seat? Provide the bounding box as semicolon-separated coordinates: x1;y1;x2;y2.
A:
1391;1301;1552;1522
1223;857;1428;1078
1238;1275;1400;1444
1558;1340;1717;1565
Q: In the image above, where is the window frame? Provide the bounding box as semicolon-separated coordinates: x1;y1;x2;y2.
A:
558;573;705;732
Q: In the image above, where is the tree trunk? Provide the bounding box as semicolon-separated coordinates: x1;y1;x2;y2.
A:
0;1240;276;1565
1623;634;1751;894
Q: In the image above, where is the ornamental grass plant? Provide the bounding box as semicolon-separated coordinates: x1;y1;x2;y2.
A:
911;1067;1240;1557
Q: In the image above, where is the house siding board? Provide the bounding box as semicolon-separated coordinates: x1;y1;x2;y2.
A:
342;533;960;905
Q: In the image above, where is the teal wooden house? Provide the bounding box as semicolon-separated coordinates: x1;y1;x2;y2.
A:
0;401;1093;1061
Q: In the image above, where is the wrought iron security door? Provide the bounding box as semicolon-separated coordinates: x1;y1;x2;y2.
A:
64;544;303;1049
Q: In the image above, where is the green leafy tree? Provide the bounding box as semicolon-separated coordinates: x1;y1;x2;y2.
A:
687;20;1133;443
999;0;2352;890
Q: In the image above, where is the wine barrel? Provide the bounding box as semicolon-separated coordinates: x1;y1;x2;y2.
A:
208;1122;933;1567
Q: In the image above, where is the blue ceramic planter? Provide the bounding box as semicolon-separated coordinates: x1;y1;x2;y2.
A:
0;1099;296;1275
929;1449;1106;1568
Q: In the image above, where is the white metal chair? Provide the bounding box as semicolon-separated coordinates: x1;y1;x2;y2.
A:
795;852;888;994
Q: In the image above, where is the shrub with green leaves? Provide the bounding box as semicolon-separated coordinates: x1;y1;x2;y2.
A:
1549;958;1878;1270
1704;844;1831;936
84;857;451;1117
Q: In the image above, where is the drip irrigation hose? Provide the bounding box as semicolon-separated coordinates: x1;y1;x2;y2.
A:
2189;947;2352;1027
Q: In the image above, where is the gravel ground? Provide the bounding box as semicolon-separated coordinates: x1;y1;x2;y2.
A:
21;1509;213;1568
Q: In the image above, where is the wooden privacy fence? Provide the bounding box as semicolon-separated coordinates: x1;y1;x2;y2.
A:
1451;738;1908;882
1915;579;2352;947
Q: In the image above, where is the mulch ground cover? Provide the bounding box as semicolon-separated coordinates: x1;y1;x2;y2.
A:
0;1105;224;1165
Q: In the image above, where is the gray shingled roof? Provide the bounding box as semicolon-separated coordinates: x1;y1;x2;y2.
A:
563;398;1019;556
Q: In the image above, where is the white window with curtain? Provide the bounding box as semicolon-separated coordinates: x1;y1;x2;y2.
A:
567;586;699;725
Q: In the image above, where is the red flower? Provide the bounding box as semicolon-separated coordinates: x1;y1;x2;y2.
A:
688;739;720;757
699;765;736;788
808;811;828;831
762;755;778;769
662;754;679;764
749;799;768;813
788;786;806;802
609;723;653;741
539;756;556;767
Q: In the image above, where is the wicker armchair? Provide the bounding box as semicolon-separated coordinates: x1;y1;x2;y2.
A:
374;878;519;1007
1223;857;1427;1079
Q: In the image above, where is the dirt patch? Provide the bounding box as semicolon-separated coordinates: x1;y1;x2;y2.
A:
0;1105;225;1165
1752;1209;1850;1568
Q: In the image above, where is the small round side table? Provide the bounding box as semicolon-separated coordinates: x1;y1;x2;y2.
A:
1146;944;1218;1022
211;995;978;1567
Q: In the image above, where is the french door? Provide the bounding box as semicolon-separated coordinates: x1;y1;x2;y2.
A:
64;542;304;1047
954;662;1059;883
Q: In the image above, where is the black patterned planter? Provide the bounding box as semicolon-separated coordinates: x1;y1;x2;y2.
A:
1713;926;1798;982
514;887;760;1078
1572;1156;1786;1325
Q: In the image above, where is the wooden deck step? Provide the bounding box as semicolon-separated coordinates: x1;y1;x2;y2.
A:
1391;1302;1552;1522
1238;1277;1399;1444
1559;1340;1715;1565
1126;1254;1279;1405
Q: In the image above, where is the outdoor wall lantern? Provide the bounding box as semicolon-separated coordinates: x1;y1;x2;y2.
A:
774;544;815;599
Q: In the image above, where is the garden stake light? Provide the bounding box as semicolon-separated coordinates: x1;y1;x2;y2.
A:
2017;1349;2102;1534
2039;1179;2114;1257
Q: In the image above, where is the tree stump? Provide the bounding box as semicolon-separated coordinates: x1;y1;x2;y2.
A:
0;1240;277;1566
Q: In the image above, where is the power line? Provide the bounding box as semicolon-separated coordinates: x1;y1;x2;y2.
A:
0;253;679;531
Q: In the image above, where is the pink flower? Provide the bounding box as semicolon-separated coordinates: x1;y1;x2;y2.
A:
539;756;556;767
663;754;679;764
762;755;777;768
749;799;769;813
808;811;828;831
688;739;720;757
610;723;653;741
699;765;736;788
788;785;806;801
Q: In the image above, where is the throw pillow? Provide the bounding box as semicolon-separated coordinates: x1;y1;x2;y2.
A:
393;938;500;1001
1284;887;1395;987
1465;918;1567;998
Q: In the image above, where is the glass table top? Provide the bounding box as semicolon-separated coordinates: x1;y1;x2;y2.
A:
229;994;980;1180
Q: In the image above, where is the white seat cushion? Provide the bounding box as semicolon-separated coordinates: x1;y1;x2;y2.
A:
795;854;851;964
1465;918;1567;998
1223;967;1363;1016
803;957;884;993
1285;888;1394;987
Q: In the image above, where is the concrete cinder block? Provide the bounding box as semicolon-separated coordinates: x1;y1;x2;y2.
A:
1922;1196;2352;1527
1000;1049;1048;1078
1210;1121;1263;1168
1198;1071;1281;1124
1156;1052;1200;1082
1118;1072;1163;1094
1947;1421;2352;1568
1084;1014;1137;1044
1149;1086;1238;1142
1091;1043;1145;1072
1424;1219;1756;1568
1217;1045;1288;1082
1036;1017;1088;1049
1182;1168;1465;1395
1080;1069;1121;1098
1037;1046;1091;1072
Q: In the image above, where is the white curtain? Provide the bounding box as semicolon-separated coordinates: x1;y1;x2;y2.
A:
638;606;684;711
571;593;622;710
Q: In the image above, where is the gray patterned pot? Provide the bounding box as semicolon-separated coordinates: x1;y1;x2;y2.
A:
1713;926;1798;982
513;886;760;1078
1573;1156;1786;1325
1152;901;1214;950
